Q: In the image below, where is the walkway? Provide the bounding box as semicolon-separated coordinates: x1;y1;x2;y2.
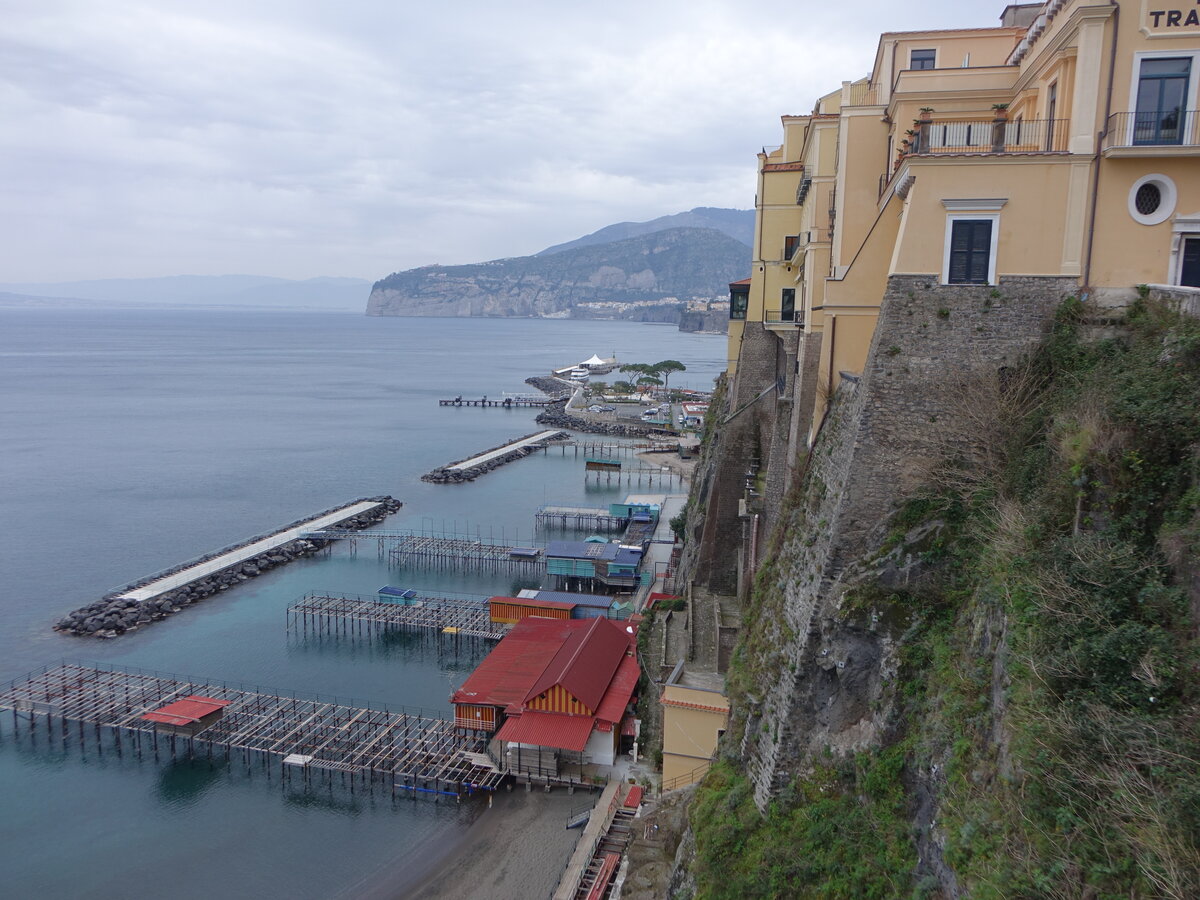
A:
448;430;564;471
116;500;386;602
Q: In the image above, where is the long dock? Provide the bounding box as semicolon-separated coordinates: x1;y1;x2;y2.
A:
422;430;568;483
118;501;387;602
389;534;545;573
0;663;504;798
438;395;553;408
56;496;402;638
288;591;508;641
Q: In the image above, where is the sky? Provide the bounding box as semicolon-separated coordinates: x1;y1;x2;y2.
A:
2;0;1008;282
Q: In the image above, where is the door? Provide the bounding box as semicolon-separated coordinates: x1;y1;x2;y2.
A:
1182;238;1200;288
1135;58;1191;144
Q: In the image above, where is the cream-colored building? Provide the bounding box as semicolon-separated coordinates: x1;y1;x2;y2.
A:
701;1;1200;598
660;672;730;788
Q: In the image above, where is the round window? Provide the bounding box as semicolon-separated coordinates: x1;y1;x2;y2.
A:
1129;174;1176;226
1135;183;1161;216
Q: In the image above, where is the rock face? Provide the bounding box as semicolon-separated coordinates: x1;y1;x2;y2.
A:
54;497;403;638
677;308;729;334
365;227;749;319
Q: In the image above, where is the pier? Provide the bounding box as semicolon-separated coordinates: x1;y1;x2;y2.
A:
288;591;508;641
56;497;402;638
535;506;628;532
0;663;504;798
585;465;681;487
422;430;568;483
389;534;544;574
438;395;553;408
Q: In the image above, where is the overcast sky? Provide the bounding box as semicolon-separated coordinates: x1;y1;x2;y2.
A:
2;0;1006;282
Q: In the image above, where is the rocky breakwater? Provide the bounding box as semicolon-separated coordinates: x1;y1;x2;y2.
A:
55;496;403;638
524;375;572;398
422;432;569;484
536;400;676;439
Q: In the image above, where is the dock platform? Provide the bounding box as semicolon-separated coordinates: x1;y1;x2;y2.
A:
535;505;629;532
438;396;552;407
0;663;503;797
389;534;545;573
288;591;508;641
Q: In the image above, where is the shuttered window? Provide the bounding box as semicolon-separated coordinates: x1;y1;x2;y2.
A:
947;219;993;284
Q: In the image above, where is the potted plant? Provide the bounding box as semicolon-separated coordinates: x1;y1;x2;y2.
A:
918;107;934;122
991;103;1009;120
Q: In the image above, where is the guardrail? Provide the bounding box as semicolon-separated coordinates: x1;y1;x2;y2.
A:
1104;110;1200;150
909;117;1068;154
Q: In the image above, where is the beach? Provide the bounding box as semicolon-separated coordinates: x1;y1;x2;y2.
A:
343;788;588;900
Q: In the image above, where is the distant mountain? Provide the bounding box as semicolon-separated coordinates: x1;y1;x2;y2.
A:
0;275;371;311
367;226;748;322
536;207;753;256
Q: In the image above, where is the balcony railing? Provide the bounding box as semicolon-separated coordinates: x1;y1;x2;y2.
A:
764;309;802;326
1104;110;1200;150
907;117;1069;155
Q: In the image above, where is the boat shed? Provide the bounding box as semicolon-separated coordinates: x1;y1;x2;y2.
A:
450;617;640;780
488;595;576;625
545;541;643;590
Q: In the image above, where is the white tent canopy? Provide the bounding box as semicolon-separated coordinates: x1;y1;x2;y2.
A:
581;354;608;367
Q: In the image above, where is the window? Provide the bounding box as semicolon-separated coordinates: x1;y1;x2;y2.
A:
1128;173;1177;225
1135;57;1191;144
729;286;748;320
1045;82;1058;150
1182;238;1200;288
944;218;996;284
781;288;795;322
910;49;935;70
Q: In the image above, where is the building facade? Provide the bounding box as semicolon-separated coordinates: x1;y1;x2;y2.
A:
698;0;1200;598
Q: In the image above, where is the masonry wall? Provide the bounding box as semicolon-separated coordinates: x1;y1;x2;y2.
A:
737;274;1078;808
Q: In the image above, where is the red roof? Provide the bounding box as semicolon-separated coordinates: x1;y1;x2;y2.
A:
452;617;590;713
524;617;630;712
495;711;595;752
624;785;644;808
142;696;231;727
594;652;639;726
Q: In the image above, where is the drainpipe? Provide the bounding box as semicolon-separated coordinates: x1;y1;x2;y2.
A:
1081;1;1120;293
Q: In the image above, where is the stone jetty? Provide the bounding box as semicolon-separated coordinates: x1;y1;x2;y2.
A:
536;400;667;438
422;430;568;483
55;496;402;638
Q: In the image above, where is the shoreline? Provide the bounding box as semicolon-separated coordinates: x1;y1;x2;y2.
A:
339;788;587;900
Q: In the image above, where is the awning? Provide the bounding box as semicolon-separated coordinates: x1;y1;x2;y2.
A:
142;696;231;726
496;711;595;752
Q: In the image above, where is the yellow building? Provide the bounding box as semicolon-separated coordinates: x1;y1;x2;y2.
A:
735;0;1200;410
702;1;1200;598
660;670;730;789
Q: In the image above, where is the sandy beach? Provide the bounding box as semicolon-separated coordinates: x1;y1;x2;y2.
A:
339;787;591;900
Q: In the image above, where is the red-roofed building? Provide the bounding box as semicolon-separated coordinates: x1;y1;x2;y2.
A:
141;696;231;736
452;616;639;779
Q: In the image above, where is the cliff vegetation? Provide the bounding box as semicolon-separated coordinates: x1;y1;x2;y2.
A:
687;298;1200;898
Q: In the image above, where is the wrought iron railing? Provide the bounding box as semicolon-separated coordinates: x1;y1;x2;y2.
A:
1104;110;1200;150
908;117;1068;154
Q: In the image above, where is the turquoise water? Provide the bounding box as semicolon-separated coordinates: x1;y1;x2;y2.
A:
0;309;723;898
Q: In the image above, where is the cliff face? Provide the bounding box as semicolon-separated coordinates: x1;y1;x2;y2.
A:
365;227;748;318
680;283;1200;897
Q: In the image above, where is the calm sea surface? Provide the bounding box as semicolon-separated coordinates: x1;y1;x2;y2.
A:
0;308;724;899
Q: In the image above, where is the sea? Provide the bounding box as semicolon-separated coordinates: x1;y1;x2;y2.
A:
0;307;725;899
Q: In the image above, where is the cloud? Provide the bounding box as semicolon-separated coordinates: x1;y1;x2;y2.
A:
0;0;1005;281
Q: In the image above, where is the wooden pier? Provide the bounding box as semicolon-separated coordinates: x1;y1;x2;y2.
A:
0;663;504;798
389;534;545;573
585;465;681;487
438;395;554;408
535;506;628;532
288;591;508;641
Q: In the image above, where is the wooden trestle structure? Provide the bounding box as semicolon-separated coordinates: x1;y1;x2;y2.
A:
535;506;628;532
0;663;504;799
388;535;544;573
288;591;508;641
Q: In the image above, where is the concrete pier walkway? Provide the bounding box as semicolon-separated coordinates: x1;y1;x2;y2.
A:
448;430;564;471
117;500;386;602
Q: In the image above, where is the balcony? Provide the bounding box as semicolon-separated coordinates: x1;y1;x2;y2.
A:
906;117;1069;155
785;229;831;265
764;309;802;328
1103;110;1200;156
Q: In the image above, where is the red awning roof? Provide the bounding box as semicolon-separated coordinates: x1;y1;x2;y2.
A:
496;711;595;752
594;652;639;726
142;696;231;727
624;785;644;808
